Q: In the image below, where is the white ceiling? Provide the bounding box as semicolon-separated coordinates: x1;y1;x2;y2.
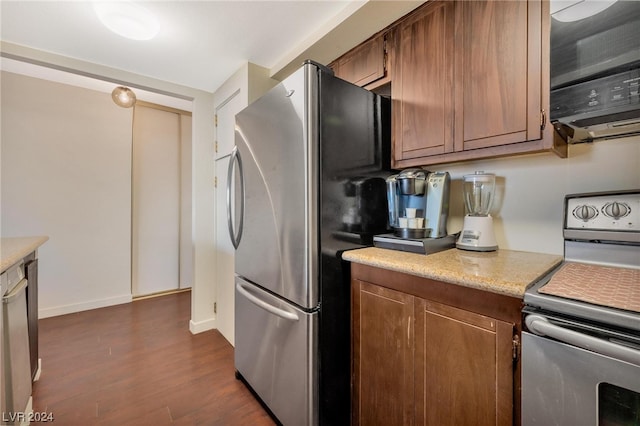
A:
0;1;420;95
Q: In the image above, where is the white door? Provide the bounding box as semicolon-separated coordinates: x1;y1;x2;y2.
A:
132;105;181;297
214;91;245;345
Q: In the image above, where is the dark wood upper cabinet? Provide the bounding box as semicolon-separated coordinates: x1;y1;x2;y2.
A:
330;32;389;90
455;0;538;151
393;0;455;161
394;0;566;168
330;0;567;168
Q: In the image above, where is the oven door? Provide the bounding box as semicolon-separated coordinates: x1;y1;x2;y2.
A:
522;313;640;426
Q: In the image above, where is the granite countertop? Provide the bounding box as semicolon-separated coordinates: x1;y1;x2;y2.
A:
343;247;563;298
1;236;49;273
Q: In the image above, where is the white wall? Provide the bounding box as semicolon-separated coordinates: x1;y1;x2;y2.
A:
430;135;640;255
1;43;215;332
1;71;133;316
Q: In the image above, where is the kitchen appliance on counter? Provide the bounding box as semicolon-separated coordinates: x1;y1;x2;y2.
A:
374;169;456;254
228;60;390;426
522;189;640;426
550;0;640;143
456;171;499;252
1;261;32;425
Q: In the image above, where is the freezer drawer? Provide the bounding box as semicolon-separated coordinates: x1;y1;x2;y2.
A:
235;276;318;426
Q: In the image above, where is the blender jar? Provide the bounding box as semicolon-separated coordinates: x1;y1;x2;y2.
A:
463;172;495;216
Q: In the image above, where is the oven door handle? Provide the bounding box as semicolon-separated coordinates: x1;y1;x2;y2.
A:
526;314;640;367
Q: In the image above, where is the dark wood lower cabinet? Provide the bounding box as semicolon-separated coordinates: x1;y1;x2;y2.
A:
352;263;521;426
352;281;414;426
415;300;514;426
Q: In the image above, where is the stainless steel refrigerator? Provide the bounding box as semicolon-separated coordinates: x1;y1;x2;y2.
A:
227;61;390;425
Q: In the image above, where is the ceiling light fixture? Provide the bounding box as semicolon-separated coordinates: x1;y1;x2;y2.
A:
112;86;137;108
551;0;618;22
93;1;160;41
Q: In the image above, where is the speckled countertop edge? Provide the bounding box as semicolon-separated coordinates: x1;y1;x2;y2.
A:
343;247;563;298
1;236;49;273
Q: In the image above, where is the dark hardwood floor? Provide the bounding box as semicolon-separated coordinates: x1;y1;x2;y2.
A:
32;290;276;425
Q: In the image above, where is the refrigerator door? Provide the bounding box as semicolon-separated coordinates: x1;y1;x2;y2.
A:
235;276;318;425
233;64;318;309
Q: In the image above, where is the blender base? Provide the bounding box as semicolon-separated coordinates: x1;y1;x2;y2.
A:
456;215;499;251
455;241;499;252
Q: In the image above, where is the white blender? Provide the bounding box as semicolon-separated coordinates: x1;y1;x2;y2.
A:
456;171;499;251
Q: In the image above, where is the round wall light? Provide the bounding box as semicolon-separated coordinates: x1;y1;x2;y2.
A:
94;1;160;41
112;86;137;108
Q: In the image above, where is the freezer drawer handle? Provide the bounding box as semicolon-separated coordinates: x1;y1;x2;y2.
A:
236;282;299;322
227;146;244;249
525;314;640;367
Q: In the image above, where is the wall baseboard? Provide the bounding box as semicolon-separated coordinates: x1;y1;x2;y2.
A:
189;317;216;335
39;294;133;319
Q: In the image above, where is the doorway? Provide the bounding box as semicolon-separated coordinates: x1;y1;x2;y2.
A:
131;102;192;297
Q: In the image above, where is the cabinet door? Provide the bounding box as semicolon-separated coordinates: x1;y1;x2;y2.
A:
331;34;386;87
390;0;560;167
415;299;514;426
393;0;455;163
455;0;541;151
352;280;415;426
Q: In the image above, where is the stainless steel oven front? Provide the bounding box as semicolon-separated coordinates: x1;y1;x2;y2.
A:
522;190;640;426
522;309;640;426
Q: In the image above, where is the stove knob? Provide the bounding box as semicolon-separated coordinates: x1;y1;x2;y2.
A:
602;201;631;220
573;204;598;222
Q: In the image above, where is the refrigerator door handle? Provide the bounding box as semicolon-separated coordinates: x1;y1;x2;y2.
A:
236;281;299;322
226;146;244;249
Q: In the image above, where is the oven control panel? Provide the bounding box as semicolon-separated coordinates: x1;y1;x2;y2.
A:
565;191;639;232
